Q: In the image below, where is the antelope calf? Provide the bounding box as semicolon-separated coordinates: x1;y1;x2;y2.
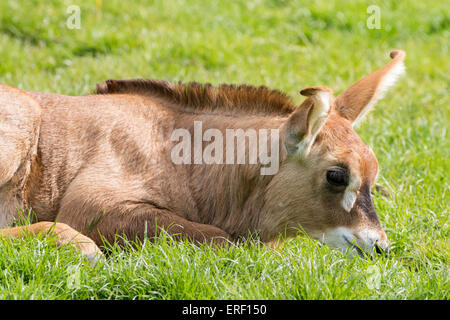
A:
0;50;405;260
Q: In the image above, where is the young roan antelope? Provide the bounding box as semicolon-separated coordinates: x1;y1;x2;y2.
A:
0;50;406;261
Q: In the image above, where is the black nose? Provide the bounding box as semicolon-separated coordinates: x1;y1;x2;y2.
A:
375;242;389;255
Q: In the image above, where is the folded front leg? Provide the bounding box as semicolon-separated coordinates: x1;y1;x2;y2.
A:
0;222;103;263
58;201;232;248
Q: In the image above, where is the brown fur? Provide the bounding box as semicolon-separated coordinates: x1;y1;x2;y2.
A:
95;79;295;116
0;50;405;259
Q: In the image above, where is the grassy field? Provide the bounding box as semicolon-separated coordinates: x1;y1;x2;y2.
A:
0;0;448;299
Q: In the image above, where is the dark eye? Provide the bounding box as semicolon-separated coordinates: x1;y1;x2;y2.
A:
326;169;349;187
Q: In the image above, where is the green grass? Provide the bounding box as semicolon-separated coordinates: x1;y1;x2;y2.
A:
0;0;448;299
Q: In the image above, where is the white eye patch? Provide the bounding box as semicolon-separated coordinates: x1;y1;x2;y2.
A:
341;190;357;212
341;174;360;212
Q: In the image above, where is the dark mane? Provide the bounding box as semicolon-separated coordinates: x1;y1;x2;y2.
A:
95;79;295;116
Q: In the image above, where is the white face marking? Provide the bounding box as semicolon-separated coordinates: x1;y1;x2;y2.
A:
341;174;360;212
317;227;354;250
342;191;357;212
355;229;382;251
315;227;383;255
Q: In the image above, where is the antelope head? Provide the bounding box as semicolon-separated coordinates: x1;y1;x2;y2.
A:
263;50;406;256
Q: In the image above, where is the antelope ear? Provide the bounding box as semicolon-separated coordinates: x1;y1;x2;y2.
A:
282;86;333;156
336;50;406;126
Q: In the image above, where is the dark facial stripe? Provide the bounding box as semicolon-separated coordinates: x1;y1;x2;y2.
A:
356;183;380;225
